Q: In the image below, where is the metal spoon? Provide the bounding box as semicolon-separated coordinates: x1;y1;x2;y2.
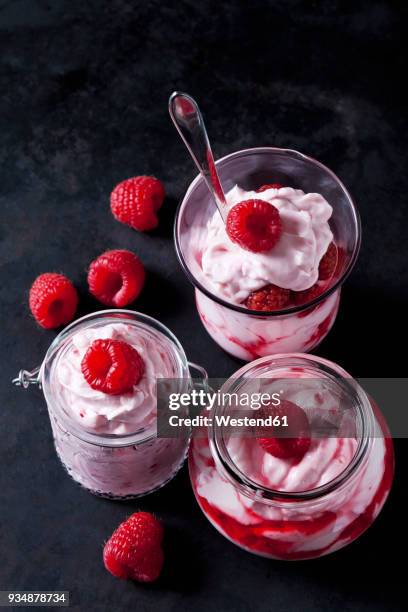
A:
168;91;228;222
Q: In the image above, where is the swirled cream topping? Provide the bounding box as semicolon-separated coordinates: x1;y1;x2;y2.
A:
201;185;333;303
226;436;357;493
55;323;176;435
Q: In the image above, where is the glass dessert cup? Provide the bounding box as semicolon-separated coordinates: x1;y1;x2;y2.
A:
14;310;207;499
175;147;361;361
189;354;394;560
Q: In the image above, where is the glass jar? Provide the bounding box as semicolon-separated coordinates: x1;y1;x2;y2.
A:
14;310;207;499
175;147;360;361
189;354;394;559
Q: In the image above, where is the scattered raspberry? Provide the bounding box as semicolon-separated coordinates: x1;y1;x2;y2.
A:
257;183;283;192
257;400;311;460
81;339;144;395
110;176;165;232
244;284;290;311
29;273;78;329
88;249;145;307
103;512;164;583
319;242;338;281
291;282;325;306
226;199;282;253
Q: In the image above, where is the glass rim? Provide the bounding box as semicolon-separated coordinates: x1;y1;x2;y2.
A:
208;353;375;503
174;146;362;317
41;309;190;447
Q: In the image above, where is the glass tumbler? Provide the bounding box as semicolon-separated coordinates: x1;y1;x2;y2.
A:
175;147;361;361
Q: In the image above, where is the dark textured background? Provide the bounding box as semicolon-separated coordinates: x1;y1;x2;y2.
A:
1;1;407;611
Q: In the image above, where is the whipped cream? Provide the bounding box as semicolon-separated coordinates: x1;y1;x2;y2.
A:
222;380;358;493
55;323;176;436
201;185;333;303
226;436;357;494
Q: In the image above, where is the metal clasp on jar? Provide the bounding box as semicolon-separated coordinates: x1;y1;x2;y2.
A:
12;366;41;389
188;361;210;392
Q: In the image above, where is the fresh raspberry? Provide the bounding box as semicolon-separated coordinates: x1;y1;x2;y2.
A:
81;339;144;395
110;176;165;232
226;199;282;253
103;512;164;583
29;273;78;329
291;282;325;306
88;249;145;307
256;183;283;192
257;400;311;460
244;284;290;311
319;242;338;281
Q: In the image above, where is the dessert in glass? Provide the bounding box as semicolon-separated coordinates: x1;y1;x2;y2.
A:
14;310;201;499
175;148;361;361
189;354;394;559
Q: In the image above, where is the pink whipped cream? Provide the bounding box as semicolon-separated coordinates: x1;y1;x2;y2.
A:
226;436;357;494
204;382;360;498
200;185;333;303
56;323;175;435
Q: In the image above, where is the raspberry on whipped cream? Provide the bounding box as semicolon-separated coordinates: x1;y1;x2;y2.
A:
56;323;173;435
226;198;282;253
201;184;333;304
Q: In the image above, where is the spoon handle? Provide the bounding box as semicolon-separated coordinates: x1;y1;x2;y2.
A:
169;91;228;222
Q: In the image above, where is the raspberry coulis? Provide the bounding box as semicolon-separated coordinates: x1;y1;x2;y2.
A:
197;293;339;361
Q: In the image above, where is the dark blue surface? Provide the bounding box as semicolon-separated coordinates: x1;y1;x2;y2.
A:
0;1;407;611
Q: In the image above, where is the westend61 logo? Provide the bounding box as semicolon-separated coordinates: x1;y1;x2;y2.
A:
157;376;408;439
157;385;289;437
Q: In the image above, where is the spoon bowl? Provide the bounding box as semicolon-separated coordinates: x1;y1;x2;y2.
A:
169;91;228;222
